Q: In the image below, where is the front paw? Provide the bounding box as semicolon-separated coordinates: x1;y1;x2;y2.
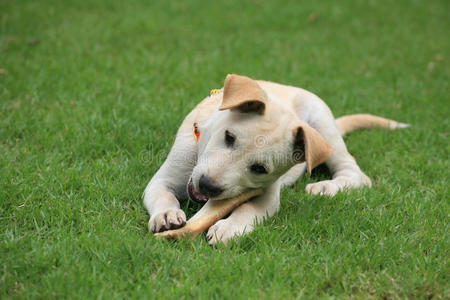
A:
206;219;253;246
148;209;186;233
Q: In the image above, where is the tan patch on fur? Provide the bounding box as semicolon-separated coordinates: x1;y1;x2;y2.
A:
219;74;267;113
296;123;333;174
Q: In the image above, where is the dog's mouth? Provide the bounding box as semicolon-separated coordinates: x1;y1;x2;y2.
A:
188;179;209;204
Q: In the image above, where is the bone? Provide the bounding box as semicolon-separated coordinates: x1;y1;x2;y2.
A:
154;189;263;240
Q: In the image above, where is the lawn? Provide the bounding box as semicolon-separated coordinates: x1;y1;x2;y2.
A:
1;0;449;298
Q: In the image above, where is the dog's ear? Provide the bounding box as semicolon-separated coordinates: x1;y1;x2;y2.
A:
293;123;333;175
219;74;267;114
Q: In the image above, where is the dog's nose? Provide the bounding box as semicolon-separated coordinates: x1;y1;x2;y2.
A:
198;175;223;198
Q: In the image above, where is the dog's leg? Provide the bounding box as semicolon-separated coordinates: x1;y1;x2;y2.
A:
206;182;281;245
279;163;307;187
143;121;197;232
305;149;371;196
303;100;371;196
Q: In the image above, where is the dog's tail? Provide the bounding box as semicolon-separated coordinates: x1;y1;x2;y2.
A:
336;114;410;136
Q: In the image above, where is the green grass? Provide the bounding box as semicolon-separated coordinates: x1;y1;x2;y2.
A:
1;0;449;298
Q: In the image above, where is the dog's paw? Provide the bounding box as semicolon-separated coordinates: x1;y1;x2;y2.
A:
361;173;372;188
148;209;186;233
206;219;253;246
305;180;340;196
305;174;372;196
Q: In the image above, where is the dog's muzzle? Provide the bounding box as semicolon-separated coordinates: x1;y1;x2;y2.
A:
188;178;209;204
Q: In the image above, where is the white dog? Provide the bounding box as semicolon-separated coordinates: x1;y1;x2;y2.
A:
143;74;408;245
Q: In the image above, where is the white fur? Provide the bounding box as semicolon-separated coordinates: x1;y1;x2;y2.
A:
144;79;372;245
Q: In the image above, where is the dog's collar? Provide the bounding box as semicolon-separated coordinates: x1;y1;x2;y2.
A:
192;122;200;143
192;89;222;143
209;89;221;96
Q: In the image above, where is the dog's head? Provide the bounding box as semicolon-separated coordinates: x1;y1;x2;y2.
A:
188;74;332;203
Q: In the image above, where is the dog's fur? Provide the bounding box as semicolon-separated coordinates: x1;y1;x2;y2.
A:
144;74;408;245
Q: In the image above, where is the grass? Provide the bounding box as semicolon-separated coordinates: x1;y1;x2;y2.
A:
1;0;449;298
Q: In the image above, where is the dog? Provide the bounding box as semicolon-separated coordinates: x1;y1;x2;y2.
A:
143;74;408;245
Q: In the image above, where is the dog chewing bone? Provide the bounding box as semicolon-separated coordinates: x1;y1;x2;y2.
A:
154;189;263;239
144;74;409;245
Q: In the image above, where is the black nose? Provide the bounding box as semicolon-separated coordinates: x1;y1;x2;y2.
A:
198;175;223;198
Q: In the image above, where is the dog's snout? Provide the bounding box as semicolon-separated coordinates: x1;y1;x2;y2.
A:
198;175;223;198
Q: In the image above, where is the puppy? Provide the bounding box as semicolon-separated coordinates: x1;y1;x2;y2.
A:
143;74;408;245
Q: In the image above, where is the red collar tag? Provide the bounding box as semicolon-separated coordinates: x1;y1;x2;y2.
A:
192;89;220;143
193;122;200;143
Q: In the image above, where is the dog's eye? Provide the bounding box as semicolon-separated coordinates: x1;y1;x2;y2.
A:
250;163;268;175
225;130;235;147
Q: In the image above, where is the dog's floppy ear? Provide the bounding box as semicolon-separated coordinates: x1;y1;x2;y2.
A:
219;74;267;114
293;123;333;175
